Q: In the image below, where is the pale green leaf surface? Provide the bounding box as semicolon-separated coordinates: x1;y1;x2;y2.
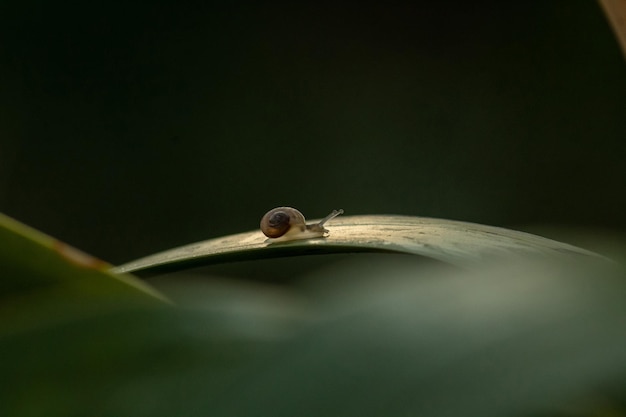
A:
113;215;603;276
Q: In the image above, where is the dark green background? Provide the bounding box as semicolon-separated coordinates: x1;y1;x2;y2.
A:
1;1;625;264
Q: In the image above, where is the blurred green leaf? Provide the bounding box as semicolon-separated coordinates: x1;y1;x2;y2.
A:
203;259;626;417
114;215;605;276
0;212;168;334
2;213;625;417
3;254;626;417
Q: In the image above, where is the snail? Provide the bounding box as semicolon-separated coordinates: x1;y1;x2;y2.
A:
260;207;344;242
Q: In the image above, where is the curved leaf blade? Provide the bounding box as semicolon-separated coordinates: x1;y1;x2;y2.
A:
113;215;604;276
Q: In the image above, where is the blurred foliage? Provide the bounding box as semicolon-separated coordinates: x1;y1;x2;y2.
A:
0;213;167;335
2;213;626;416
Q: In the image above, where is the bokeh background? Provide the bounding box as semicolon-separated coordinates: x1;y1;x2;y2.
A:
1;1;625;264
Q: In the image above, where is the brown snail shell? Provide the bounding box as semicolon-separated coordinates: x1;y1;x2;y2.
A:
260;207;344;242
260;207;306;238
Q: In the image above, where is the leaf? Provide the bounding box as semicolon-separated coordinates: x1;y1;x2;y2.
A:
3;255;625;417
598;0;626;60
201;260;626;417
113;215;605;276
0;212;168;334
2;213;624;416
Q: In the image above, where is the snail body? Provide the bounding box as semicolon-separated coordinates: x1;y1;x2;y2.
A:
260;207;344;242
